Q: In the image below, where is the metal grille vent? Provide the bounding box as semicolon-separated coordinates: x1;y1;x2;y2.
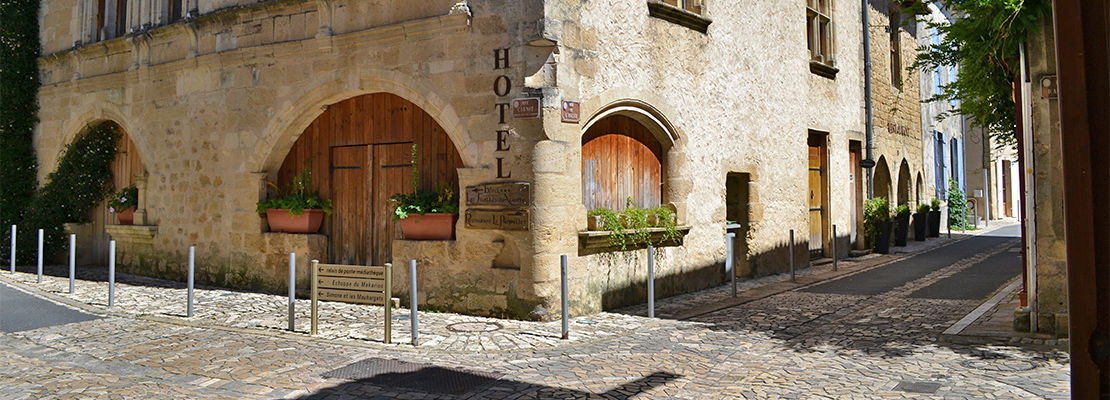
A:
322;358;502;395
893;381;942;394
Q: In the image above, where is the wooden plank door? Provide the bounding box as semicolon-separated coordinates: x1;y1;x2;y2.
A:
371;143;414;266
329;145;370;265
808;145;825;258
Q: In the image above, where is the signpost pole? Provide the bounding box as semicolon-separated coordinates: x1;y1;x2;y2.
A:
310;260;318;336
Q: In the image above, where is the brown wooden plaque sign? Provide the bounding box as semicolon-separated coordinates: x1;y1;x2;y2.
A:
1041;75;1058;99
465;209;530;231
317;265;386;279
317;288;387;305
466;182;530;206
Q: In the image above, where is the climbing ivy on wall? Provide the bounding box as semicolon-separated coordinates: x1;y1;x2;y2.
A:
16;124;121;263
1;0;43;262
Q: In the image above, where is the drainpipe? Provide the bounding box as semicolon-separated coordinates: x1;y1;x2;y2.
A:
1018;43;1038;332
863;0;874;199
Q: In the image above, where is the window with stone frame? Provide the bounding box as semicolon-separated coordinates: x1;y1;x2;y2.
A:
168;0;184;23
662;0;704;14
807;0;837;78
581;116;665;213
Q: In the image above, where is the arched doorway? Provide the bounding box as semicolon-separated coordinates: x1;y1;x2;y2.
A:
581;114;665;211
915;173;924;206
897;159;912;206
277;93;462;265
88;121;144;265
873;156;892;201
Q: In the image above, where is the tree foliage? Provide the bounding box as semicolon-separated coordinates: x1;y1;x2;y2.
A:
1;0;42;247
912;0;1052;148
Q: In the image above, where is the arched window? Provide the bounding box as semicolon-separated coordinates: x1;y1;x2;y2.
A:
582;115;664;211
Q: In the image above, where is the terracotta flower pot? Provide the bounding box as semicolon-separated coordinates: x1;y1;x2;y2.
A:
266;209;325;233
399;213;457;240
115;206;137;225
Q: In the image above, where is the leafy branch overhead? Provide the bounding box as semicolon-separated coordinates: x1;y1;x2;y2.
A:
912;0;1051;148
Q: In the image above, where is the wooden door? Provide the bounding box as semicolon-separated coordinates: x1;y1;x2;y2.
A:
850;147;861;249
371;143;413;266
808;145;825;258
88;125;142;266
329;145;369;265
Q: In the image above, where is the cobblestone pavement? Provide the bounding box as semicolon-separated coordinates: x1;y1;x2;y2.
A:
0;219;1071;398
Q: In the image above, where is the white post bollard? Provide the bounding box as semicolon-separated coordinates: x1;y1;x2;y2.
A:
561;255;569;339
647;246;655;319
187;246;195;318
288;252;296;331
789;230;795;283
108;240;116;306
410;259;419;346
726;232;736;297
69;234;76;294
37;229;43;283
10;225;15;274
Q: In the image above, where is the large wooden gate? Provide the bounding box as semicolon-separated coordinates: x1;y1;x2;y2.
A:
279;93;461;266
86;123;143;266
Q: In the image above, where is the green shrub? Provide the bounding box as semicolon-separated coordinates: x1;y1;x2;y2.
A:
894;204;911;219
257;160;333;216
930;198;942;212
864;197;890;248
946;179;968;229
1;0;43;263
16;124;121;263
916;203;931;214
389;144;457;220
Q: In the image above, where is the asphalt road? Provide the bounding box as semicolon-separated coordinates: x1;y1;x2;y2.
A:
0;281;101;333
804;224;1022;297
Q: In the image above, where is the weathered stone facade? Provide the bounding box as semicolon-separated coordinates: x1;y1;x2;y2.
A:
916;3;965;209
35;0;862;319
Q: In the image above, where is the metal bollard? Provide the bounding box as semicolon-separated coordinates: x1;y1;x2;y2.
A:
288;252;296;332
647;246;655;319
187;246;195;318
832;225;838;272
561;255;569;340
108;240;116;306
726;233;736;297
410;259;419;346
37;229;43;284
310;260;318;336
69;234;76;294
10;225;15;274
789;230;795;283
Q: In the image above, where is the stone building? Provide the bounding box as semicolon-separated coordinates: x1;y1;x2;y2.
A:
916;2;966;213
867;0;925;212
35;0;864;318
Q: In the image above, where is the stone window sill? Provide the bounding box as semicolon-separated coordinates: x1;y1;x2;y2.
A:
810;60;839;79
578;225;691;254
105;225;158;245
647;2;711;34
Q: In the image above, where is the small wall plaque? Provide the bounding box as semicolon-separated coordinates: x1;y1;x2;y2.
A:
1041;75;1058;99
561;100;580;123
512;98;541;119
466;182;530;206
465;209;530;231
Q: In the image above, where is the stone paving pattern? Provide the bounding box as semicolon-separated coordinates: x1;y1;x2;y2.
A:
0;220;1071;398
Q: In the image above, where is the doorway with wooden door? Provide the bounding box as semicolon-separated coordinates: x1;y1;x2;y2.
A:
277;93;462;266
808;132;828;259
85;122;144;266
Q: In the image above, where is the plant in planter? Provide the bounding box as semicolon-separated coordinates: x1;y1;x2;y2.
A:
257;163;333;233
586;198;681;250
390;144;459;240
928;198;942;237
864;197;892;254
108;184;139;225
892;204;911;246
946;178;969;230
913;203;930;241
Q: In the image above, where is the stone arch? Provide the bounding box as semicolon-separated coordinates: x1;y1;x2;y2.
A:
257;69;475;174
873;156;893;201
897;159;912;206
58;105;145;173
915;173;924;206
582;98;680;152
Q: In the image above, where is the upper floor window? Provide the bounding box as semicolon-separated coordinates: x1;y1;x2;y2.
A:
807;0;837;78
890;7;902;89
169;0;184;23
648;0;711;33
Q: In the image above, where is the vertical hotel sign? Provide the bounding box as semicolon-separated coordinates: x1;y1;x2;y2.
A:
471;47;531;231
492;48;514;179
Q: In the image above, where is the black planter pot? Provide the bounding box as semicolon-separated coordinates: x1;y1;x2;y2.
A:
893;216;910;246
913;213;928;241
927;210;941;237
874;221;893;254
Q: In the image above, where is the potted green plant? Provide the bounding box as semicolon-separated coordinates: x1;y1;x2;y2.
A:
893;204;911;246
928;198;942;237
257;163;333;233
390;145;458;240
585;198;681;250
864;197;892;254
913;203;930;241
108;184;139;225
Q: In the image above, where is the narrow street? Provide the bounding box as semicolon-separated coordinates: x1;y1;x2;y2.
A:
0;225;1070;399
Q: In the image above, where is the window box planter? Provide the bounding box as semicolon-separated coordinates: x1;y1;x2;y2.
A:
399;213;458;240
579;225;691;253
266;209;326;234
